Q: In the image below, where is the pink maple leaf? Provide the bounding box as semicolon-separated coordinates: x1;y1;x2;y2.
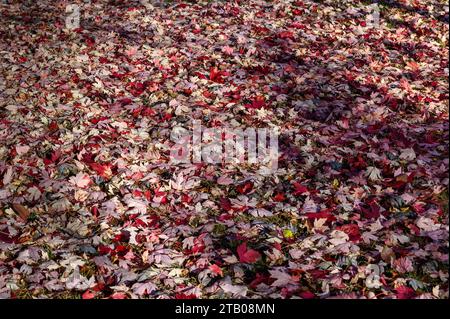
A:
209;264;223;277
82;290;96;299
222;46;234;55
69;172;92;188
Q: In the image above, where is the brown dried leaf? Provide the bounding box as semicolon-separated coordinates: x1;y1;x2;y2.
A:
11;203;30;221
381;246;395;263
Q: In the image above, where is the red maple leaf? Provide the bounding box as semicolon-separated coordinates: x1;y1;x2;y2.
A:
395;286;416;299
360;199;381;219
43;150;61;166
209;264;223;277
220;197;232;211
127;81;147;96
0;229;15;244
48;121;59;132
237;242;261;263
292;182;308;195
307;269;327;279
305;209;336;222
336;224;361;242
89;162;113;179
299;291;316;299
249;273;270;289
273;192;286;202
278;31;295;39
244;96;266;109
84;36;95;47
236;181;253;194
209;67;228;83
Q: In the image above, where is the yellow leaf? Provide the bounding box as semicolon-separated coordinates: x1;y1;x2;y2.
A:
332;179;339;188
283;229;295;239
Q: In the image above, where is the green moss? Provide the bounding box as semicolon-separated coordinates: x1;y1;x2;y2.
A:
80;262;97;278
27;211;39;222
262;212;294;227
212;223;227;236
199;179;215;189
14;288;33;299
189;216;201;227
42;243;55;260
437;189;449;216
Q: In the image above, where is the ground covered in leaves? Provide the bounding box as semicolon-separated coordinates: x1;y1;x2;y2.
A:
0;0;448;299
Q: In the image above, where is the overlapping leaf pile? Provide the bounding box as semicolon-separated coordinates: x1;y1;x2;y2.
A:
0;0;448;299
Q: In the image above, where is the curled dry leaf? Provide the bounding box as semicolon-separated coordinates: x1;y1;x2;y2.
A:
11;203;30;221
